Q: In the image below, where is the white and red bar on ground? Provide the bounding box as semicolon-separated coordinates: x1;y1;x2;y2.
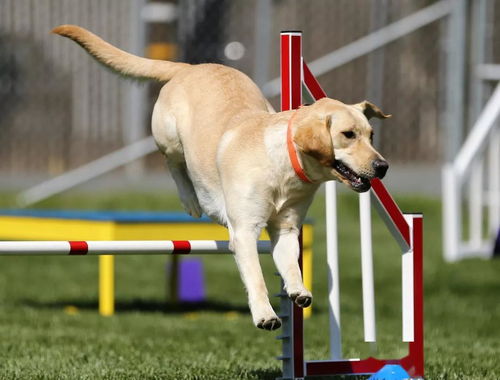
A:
0;240;271;255
280;30;424;379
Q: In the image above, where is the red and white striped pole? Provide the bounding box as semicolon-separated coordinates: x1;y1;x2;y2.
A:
280;30;305;380
281;31;302;111
0;240;271;256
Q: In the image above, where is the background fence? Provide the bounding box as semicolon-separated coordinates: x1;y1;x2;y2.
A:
0;0;145;178
0;0;498;190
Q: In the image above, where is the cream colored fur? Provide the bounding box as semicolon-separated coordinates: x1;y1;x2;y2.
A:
53;25;390;330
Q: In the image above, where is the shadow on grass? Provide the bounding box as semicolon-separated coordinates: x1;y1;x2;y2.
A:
21;298;255;314
20;298;325;315
246;369;367;380
247;368;281;380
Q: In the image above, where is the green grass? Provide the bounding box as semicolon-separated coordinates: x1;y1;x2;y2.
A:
0;190;499;379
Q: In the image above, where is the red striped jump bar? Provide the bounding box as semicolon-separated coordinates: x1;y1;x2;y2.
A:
0;240;272;256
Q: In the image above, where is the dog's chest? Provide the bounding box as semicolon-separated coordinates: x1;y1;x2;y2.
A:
270;175;316;220
264;125;317;215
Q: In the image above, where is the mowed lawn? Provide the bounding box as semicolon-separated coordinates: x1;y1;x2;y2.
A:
0;190;499;379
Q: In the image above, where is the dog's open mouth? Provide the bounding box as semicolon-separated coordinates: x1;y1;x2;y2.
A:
332;160;371;192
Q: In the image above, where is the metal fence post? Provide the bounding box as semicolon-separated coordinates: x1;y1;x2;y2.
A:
124;0;147;177
444;0;467;163
253;0;271;88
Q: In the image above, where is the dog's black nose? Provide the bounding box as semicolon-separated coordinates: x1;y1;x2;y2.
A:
372;159;389;179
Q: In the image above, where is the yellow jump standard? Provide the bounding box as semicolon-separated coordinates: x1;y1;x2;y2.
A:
0;210;313;317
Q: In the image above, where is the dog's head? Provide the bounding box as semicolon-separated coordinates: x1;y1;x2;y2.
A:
293;98;390;192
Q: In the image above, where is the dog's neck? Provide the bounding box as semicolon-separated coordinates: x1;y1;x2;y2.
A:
286;110;315;184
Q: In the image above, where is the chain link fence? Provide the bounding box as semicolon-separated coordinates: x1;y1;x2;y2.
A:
0;0;497;184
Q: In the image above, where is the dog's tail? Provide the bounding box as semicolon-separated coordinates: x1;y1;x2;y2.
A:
52;25;189;82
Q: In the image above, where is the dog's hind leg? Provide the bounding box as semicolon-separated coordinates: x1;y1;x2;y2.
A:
152;105;203;218
168;162;203;218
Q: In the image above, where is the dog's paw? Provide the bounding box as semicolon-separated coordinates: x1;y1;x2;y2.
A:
256;316;282;331
289;289;313;308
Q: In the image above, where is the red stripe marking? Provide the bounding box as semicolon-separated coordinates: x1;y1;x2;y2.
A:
280;34;290;111
371;178;410;245
284;32;305;378
306;357;397;376
172;240;191;254
69;241;88;255
409;216;425;377
303;62;327;100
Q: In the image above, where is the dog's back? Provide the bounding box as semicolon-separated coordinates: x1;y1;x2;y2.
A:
153;62;270;222
53;25;271;224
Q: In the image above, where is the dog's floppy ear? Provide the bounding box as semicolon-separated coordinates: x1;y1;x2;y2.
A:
294;115;334;167
353;101;391;120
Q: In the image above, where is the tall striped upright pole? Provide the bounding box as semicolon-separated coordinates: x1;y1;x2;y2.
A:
280;31;302;110
279;30;305;380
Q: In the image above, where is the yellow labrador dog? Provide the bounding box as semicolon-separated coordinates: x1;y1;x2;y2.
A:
53;25;390;331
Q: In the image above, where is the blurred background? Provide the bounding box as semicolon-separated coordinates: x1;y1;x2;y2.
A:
1;0;499;260
0;0;497;192
0;0;500;258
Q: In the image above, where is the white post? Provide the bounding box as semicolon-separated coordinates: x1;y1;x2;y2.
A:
443;165;462;261
455;82;500;178
124;0;147;177
489;127;500;236
326;181;342;359
468;158;484;249
359;191;376;342
253;0;271;88
444;0;466;163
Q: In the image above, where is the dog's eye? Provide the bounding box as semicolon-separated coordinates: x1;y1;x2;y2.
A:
342;131;356;139
370;132;374;143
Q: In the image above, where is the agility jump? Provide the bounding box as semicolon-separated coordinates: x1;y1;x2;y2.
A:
278;31;424;379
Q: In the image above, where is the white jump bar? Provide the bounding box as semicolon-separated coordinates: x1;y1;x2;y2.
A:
0;240;272;256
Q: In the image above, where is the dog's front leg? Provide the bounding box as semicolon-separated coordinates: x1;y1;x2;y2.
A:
231;226;281;331
267;226;312;308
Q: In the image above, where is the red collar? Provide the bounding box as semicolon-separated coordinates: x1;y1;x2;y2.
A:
286;110;314;183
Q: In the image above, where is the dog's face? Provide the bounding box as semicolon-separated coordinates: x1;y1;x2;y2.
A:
294;98;390;192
